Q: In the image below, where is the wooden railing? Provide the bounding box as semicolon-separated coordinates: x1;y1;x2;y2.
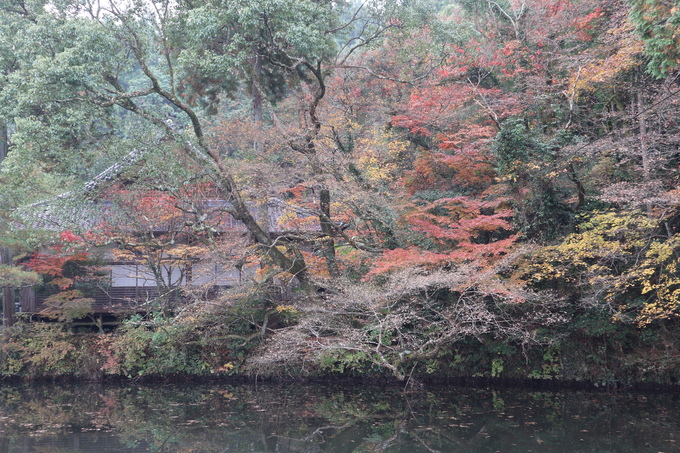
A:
36;286;162;315
35;285;230;316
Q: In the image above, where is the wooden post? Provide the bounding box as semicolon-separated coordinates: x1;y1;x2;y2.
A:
20;287;37;313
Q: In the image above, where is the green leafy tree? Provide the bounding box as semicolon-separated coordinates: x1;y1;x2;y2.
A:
628;0;680;77
1;0;436;292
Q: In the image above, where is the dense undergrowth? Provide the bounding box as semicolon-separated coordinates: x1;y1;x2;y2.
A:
2;299;680;388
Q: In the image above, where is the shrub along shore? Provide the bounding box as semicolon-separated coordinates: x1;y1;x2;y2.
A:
2;312;680;390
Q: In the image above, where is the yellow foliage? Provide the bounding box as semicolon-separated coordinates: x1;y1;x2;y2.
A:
525;210;680;326
568;22;644;97
354;131;410;187
529;211;653;283
632;236;680;325
357;155;397;184
216;363;235;374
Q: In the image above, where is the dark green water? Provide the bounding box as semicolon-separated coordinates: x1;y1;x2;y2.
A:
0;381;678;452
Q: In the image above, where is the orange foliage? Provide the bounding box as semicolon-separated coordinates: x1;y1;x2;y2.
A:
404;150;495;193
26;232;92;292
26;251;89;280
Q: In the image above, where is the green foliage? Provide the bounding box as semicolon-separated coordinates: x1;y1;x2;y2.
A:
492;119;574;242
0;296;270;379
494;119;555;178
628;0;680;77
111;320;211;378
491;357;504;377
42;291;94;323
0;265;40;288
0;323;97;379
319;349;371;376
528;345;562;379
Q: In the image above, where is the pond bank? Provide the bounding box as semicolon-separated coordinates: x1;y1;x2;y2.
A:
2;320;680;392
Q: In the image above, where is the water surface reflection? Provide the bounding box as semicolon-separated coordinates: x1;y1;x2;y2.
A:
0;381;677;452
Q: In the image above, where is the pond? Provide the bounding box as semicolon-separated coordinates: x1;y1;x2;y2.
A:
0;381;677;452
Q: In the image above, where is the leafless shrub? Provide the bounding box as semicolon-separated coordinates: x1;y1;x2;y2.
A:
247;252;569;380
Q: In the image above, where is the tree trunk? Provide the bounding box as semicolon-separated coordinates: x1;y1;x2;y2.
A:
1;247;15;327
319;188;339;278
231;196;311;290
637;89;650;182
252;54;264;125
0;123;7;162
568;163;586;211
0;126;14;326
637;86;653;215
252;54;264;153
